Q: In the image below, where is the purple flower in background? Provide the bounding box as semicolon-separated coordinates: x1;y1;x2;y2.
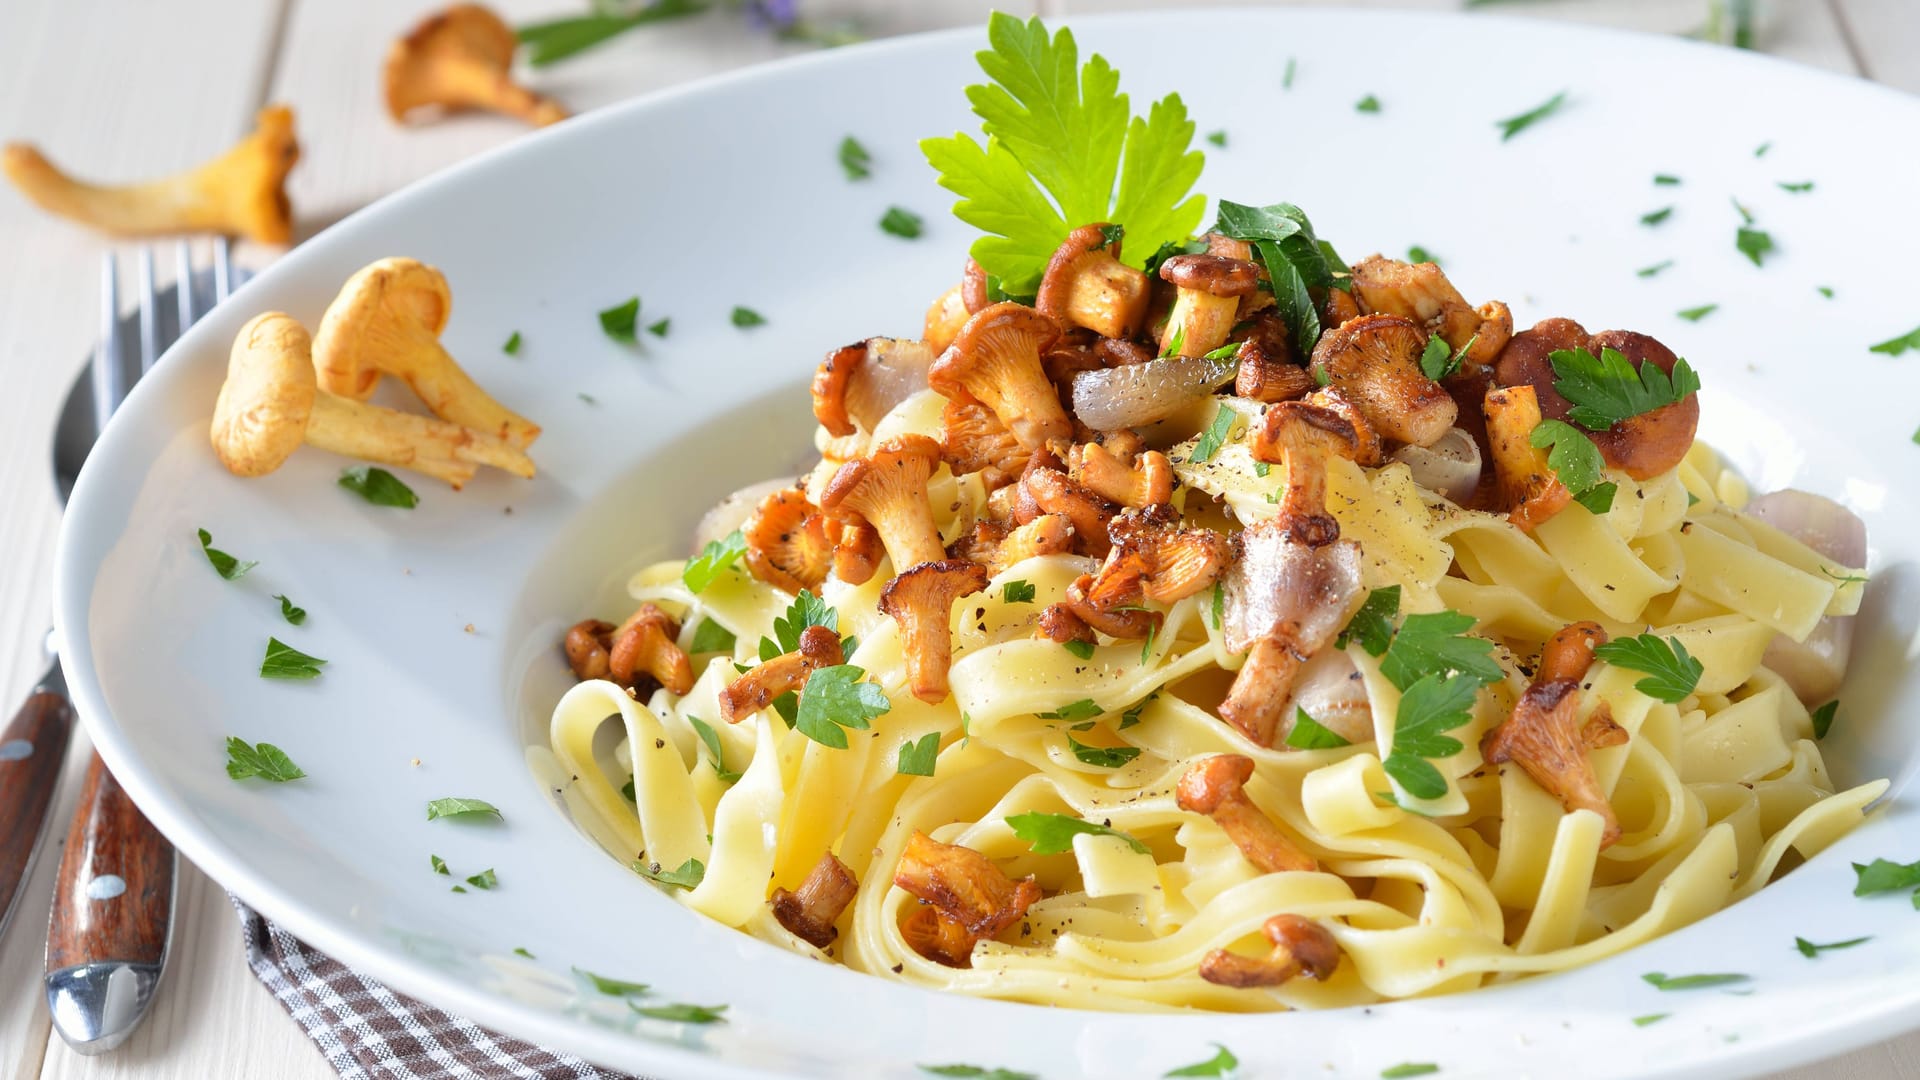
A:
747;0;800;31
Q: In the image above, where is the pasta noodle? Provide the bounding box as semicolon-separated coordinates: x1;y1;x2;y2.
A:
545;252;1883;1012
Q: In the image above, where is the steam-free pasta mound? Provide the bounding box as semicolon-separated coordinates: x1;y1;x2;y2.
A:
545;14;1881;1012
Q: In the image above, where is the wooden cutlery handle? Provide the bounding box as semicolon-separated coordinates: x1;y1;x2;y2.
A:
0;690;75;929
45;750;175;972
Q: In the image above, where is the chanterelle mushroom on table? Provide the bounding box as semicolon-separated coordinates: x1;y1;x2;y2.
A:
385;4;568;127
3;105;299;243
210;312;534;489
313;257;542;450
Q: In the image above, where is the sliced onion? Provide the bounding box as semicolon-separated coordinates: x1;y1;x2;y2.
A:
1744;489;1868;705
851;338;934;430
690;477;793;557
1071;355;1236;431
1221;530;1364;655
1287;649;1374;745
1391;427;1482;504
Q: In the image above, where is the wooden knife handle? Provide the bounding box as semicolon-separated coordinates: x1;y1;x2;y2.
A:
45;750;175;972
0;690;75;929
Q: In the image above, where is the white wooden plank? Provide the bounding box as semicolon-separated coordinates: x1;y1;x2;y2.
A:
1833;0;1920;93
0;0;289;1072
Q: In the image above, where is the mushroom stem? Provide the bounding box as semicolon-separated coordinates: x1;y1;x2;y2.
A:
771;853;859;948
1482;621;1629;845
3;105;298;243
1160;288;1238;357
608;604;694;695
1176;754;1316;874
878;560;990;704
718;624;844;722
305;392;533;486
821;435;947;574
1217;638;1306;746
1482;383;1571;531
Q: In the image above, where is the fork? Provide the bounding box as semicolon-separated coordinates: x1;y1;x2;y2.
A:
39;240;233;1054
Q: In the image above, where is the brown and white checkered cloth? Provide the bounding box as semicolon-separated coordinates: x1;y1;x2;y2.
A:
233;898;643;1080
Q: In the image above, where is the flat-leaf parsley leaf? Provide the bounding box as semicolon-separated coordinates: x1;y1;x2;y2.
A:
794;664;891;749
1549;346;1701;431
274;594;306;625
633;856;705;890
260;637;326;680
1006;811;1148;854
598;297;640;343
1495;90;1566;141
1382;673;1482;799
1641;971;1749;991
1164;1043;1239;1077
1378;610;1502;691
426;797;502;822
897;731;940;776
684;530;747;593
880;206;924;239
1067;733;1140;768
225;737;306;782
1286;708;1353;750
197;528;257;580
838;135;872;179
1593;634;1703;703
338;466;418;508
1190;403;1237;462
1529;419;1617;514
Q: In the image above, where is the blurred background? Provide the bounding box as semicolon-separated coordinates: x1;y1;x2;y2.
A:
0;1;1913;1078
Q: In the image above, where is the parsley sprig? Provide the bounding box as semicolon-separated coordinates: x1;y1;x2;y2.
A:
794;664;891;749
1593;634;1703;703
1006;811;1148;855
1529;419;1617;514
1549;346;1701;431
921;14;1206;293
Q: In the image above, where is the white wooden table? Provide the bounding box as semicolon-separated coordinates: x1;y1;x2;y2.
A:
0;1;1914;1076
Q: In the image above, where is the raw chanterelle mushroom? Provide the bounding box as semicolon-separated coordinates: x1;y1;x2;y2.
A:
2;106;299;243
385;4;568;127
313;258;541;450
211;312;535;488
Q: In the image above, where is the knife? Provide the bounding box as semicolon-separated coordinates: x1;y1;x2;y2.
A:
0;651;76;942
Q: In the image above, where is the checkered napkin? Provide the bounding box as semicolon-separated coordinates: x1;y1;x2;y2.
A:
233;898;641;1080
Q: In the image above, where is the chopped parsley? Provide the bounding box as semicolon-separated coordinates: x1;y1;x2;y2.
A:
730;306;766;328
763;590;839;659
1530;419;1617;515
631;1002;727;1024
838;135;872;179
1062;639;1096;660
1160;323;1186;358
689;618;736;654
1212;200;1341;359
274;594;306;625
224;737;306;782
1818;286;1834;299
1382;672;1482;799
1868;325;1920;357
1754;141;1772;157
632;856;705;890
794;664;891;749
1067;734;1140;768
430;854;449;875
197;528;257;580
1852;857;1920;897
1640;206;1673;227
1120;696;1151;729
425;797;501;822
1355;94;1381;113
1205;130;1227;147
920;1066;1036;1080
1336;585;1400;656
919;13;1206;293
880;206;924;239
1038;699;1103;721
1419;335;1454;381
1778;180;1814;193
897;732;940;777
1286;708;1353;750
1548;346;1701;431
464;868;498;890
1191;403;1237;462
1379;610;1502;691
1283;57;1297;88
1407;245;1439;266
1795;935;1869;958
598;297;640;343
1593;634;1703;703
1653;174;1681;186
1677;304;1718;322
1209;581;1224;630
687;715;740;783
338;466;418;508
683;529;747;593
1811;700;1838;740
1002;579;1036;604
1381;1066;1440;1079
1636;260;1674;278
1736;226;1775;267
502;330;522;355
1632;1013;1670;1027
1006;811;1148;855
260;638;326;680
648;317;670;337
513;947;534;959
1641;971;1749;991
1495;90;1566;141
1164;1044;1239;1077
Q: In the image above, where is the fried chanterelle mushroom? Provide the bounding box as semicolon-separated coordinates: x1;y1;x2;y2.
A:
313;257;542;450
719;624;844;722
879;559;990;704
1199;914;1341;989
210;312;533;488
1481;621;1629;845
771;852;859;948
385;4;568;127
4;105;299;243
1176;754;1316;874
563;604;693;694
893;831;1042;968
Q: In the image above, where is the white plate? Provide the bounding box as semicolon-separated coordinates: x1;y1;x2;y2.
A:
52;9;1920;1079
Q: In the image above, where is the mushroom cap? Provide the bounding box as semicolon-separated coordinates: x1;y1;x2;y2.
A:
384;3;517;117
1158;253;1262;298
878;559;991;622
1308;312;1457;446
1492;319;1699;480
820;434;944;514
1175;753;1255;815
929;302;1068;451
211;312;318;477
217;105;300;246
312;257;452;400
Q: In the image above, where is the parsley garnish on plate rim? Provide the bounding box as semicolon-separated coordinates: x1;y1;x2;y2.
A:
838;135;872;179
1496;90;1567;141
260;637;326;680
197;528;257;580
338;466;418;508
426;796;502;822
880;205;924;239
225;737;305;782
1164;1043;1239;1077
598;297;640;342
